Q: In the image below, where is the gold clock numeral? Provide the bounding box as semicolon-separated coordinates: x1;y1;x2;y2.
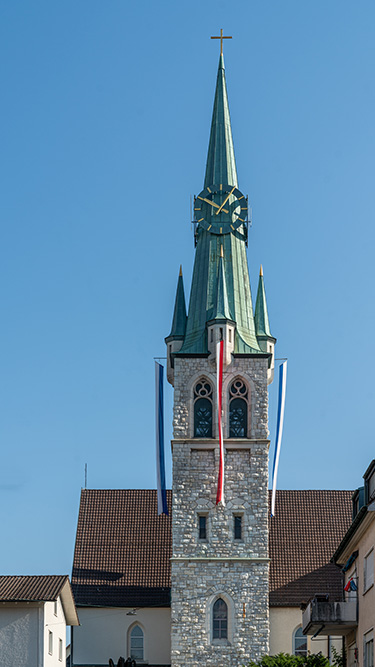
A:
230;224;234;230
238;195;244;200
207;187;212;193
207;224;212;230
194;208;201;211
198;218;204;222
238;218;245;222
220;227;222;234
241;207;247;210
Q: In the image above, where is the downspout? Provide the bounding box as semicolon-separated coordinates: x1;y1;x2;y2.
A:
71;623;74;667
38;605;43;667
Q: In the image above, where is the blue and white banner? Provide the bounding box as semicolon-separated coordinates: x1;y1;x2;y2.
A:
271;360;287;517
155;362;168;515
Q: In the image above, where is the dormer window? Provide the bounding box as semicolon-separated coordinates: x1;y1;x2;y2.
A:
352;487;365;520
364;461;375;504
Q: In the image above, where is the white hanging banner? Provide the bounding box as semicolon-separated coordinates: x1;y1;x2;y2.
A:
271;361;287;517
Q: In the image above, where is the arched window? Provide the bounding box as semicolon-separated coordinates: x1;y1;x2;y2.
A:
130;625;144;661
213;597;228;640
293;627;307;656
229;379;248;437
194;380;213;437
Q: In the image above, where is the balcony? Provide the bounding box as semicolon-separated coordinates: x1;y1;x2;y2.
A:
302;596;357;636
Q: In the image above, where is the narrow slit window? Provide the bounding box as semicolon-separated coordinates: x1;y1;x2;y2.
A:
234;515;242;540
59;638;63;662
199;515;207;540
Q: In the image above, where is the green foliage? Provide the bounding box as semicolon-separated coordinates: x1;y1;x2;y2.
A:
331;646;346;667
246;652;331;667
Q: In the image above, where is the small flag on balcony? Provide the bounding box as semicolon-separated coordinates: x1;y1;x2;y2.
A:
216;340;225;506
271;360;287;517
155;362;168;515
344;579;357;592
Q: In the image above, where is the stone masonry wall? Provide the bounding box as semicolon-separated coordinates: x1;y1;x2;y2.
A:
171;356;270;666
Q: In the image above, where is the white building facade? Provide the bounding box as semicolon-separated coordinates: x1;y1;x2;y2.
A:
0;575;79;667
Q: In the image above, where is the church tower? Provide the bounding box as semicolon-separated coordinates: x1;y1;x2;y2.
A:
166;46;275;667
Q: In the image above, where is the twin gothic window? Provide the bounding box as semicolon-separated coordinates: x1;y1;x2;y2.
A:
194;381;213;437
193;378;249;438
229;379;248;437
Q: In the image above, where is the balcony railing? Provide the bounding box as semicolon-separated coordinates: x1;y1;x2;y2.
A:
302;597;357;636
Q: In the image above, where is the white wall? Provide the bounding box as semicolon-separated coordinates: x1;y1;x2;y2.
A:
0;604;43;667
44;597;67;666
270;607;343;658
72;607;171;665
270;607;303;655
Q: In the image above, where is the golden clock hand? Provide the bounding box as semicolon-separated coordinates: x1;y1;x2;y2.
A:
215;185;236;215
197;196;229;214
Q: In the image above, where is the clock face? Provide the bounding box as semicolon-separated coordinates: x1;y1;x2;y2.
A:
194;184;248;234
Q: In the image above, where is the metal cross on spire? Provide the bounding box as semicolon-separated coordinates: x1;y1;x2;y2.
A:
211;28;232;55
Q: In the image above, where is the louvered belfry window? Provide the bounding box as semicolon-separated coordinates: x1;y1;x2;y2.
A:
229;379;248;437
194;380;213;437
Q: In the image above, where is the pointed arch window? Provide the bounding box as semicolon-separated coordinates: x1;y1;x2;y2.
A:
194;380;213;437
229;379;248;437
293;627;307;656
130;625;144;661
213;598;228;640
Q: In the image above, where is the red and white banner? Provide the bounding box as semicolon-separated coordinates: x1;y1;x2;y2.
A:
216;340;224;505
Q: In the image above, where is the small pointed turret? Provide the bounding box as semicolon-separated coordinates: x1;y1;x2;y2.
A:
204;54;238;188
255;265;272;338
255;265;276;383
165;267;187;385
167;266;187;339
212;246;231;320
207;246;235;366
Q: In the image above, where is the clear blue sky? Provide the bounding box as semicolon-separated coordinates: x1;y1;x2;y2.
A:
1;1;374;576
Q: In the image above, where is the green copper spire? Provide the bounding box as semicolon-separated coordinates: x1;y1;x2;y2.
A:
204;54;238;188
255;265;275;352
211;247;231;321
166;266;187;340
178;55;262;356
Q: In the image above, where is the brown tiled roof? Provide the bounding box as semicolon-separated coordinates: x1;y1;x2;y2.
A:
72;488;352;608
72;490;172;607
0;575;70;602
269;490;353;606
